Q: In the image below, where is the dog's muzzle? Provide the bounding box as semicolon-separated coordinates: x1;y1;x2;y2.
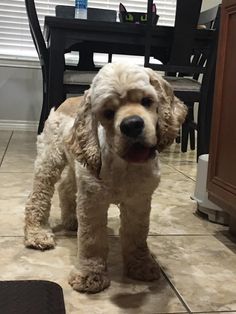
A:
119;116;156;163
123;143;156;163
120;115;144;138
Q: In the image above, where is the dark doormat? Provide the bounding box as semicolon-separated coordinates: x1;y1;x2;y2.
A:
0;280;66;314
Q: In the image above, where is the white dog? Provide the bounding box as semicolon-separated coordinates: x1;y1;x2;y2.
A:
24;63;186;293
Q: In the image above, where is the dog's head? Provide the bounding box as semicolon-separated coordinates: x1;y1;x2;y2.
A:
69;63;187;177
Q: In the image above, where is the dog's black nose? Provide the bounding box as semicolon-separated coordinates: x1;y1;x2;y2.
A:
120;115;144;138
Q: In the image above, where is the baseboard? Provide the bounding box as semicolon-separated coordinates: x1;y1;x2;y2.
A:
0;120;38;131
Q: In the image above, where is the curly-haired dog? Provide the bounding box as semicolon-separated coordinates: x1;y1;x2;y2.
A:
24;63;186;293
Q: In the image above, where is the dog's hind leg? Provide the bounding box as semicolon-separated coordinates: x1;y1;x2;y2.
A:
24;133;66;250
58;167;77;231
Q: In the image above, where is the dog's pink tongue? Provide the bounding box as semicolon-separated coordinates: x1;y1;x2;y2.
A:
126;146;150;163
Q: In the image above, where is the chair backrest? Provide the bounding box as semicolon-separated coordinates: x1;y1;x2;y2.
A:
25;0;48;67
145;0;202;69
145;0;221;101
56;6;117;22
198;5;219;29
192;5;221;80
198;5;221;78
168;0;202;66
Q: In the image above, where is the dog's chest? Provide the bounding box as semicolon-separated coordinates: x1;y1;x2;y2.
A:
100;156;160;203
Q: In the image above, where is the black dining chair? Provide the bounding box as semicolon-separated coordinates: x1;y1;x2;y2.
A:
179;4;220;152
174;4;220;152
25;0;97;134
145;0;221;158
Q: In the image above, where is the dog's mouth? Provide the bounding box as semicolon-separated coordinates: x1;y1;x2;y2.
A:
122;143;157;163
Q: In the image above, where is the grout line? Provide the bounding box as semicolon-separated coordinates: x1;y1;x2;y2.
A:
0;234;216;239
160;267;192;314
191;311;236;313
0;131;13;167
176;170;196;182
147;234;215;237
164;163;196;183
160;159;196;182
0;171;34;174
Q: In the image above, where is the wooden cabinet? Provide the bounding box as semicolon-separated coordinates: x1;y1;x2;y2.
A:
208;0;236;235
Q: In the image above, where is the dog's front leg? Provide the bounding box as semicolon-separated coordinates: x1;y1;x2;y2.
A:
24;143;66;250
69;183;110;293
120;196;160;281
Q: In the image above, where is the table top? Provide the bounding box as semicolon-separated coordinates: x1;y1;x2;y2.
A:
44;15;214;44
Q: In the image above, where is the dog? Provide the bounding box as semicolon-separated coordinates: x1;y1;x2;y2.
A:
24;63;187;293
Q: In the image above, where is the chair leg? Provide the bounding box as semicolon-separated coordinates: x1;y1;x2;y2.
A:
37;113;45;134
176;130;181;143
181;122;189;153
38;98;47;134
176;135;181;144
189;106;195;150
190;129;195;150
37;91;51;134
108;53;112;63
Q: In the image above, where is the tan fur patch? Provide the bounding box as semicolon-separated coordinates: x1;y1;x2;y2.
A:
56;96;83;118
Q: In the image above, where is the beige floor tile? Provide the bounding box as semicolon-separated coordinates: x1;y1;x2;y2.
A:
0;236;187;314
165;162;197;181
1;130;236;313
0;131;12;161
0;169;226;238
0;131;37;172
0;172;33;197
107;171;227;237
0;172;33;236
150;171;227;235
160;143;196;163
149;235;236;312
0;130;12;142
160;143;197;180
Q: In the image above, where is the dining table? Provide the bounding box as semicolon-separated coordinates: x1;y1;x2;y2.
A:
44;12;214;109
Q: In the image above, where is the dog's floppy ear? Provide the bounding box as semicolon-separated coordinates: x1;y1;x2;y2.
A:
146;68;187;152
67;90;101;177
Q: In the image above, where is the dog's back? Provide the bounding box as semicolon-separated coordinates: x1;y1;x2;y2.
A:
56;96;83;118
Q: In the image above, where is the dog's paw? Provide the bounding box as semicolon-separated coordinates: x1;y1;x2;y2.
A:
24;228;55;250
68;268;110;293
125;253;161;281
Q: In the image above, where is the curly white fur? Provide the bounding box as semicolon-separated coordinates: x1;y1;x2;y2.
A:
24;63;186;293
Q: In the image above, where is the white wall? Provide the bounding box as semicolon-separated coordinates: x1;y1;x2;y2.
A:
0;64;42;124
201;0;222;11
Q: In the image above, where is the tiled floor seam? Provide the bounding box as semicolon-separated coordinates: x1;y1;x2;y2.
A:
168;166;196;182
191;311;236;314
147;234;217;237
0;131;13;167
160;267;191;314
0;234;217;238
160;160;196;182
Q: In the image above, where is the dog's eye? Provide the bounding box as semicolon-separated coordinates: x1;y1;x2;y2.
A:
141;97;153;108
103;109;115;120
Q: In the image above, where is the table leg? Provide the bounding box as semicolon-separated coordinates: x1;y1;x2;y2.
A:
77;45;96;70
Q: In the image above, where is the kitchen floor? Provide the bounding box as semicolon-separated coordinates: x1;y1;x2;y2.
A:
0;130;236;314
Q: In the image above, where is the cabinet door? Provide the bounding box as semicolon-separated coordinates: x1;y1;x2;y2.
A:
208;0;236;215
